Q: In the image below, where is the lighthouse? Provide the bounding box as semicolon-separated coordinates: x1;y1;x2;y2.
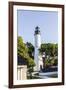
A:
34;26;41;71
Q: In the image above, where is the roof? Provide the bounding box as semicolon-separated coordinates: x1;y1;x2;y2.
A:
18;55;27;65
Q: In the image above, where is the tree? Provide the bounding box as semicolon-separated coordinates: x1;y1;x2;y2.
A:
18;36;28;58
17;36;35;68
39;43;58;57
55;44;58;56
26;42;34;59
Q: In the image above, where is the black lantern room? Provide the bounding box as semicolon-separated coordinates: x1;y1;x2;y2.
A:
34;26;40;35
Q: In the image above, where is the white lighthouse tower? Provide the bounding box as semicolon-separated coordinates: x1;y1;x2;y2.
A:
34;26;41;71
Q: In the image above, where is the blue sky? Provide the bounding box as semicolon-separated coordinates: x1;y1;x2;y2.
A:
17;10;58;46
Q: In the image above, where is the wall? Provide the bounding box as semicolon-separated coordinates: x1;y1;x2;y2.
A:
0;0;66;90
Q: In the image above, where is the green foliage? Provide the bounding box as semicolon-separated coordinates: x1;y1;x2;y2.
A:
40;43;58;67
53;58;58;66
55;44;58;56
45;59;51;68
27;56;35;67
39;43;58;57
17;36;28;58
26;42;34;59
17;36;35;68
45;58;58;68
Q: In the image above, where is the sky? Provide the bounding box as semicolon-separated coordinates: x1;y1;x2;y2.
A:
17;10;58;46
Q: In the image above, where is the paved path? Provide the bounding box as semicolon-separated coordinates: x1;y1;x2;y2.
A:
39;71;57;76
32;71;58;79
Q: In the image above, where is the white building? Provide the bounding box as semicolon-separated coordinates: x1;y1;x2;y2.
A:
17;65;27;80
34;26;43;71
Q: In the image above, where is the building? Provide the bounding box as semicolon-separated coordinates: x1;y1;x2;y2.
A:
17;56;27;80
34;26;43;71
